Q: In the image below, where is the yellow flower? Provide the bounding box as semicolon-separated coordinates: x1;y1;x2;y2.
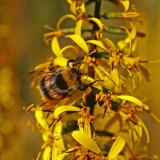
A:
43;14;77;45
115;95;150;143
67;0;86;15
95;91;114;118
43;28;63;45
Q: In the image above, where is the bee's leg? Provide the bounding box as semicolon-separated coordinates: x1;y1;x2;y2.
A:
67;57;84;67
48;63;54;71
67;59;76;67
78;80;103;91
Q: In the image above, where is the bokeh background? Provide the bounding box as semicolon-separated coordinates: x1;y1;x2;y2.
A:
0;0;160;159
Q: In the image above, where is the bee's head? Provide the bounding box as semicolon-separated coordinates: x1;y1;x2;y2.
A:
70;68;82;82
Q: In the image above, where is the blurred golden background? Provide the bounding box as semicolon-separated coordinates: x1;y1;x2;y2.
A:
0;0;160;159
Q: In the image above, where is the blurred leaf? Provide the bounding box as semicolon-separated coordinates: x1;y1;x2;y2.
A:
99;145;110;153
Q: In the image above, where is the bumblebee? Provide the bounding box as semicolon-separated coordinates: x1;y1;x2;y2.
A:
28;61;91;109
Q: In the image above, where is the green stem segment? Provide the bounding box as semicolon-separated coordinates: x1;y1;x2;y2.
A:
93;0;101;31
87;0;102;116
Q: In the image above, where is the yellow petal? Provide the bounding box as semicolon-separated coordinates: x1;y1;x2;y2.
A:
88;17;104;31
135;115;150;143
133;124;142;142
119;0;130;12
72;131;101;154
42;131;52;142
130;22;137;40
43;30;62;45
93;64;110;80
123;57;140;69
52;143;63;160
110;69;121;93
93;64;116;91
58;45;77;57
116;95;144;107
120;26;131;56
78;118;84;132
84;119;91;138
56;14;77;30
117;40;126;51
87;40;110;52
53;57;68;67
35;61;52;70
131;39;137;52
42;147;51;160
81;75;103;91
101;37;117;51
59;147;76;160
54;121;66;151
53;105;80;119
66;34;89;54
75;19;83;36
108;136;125;159
35;110;48;130
67;87;92;106
78;2;86;13
70;1;77;15
51;36;61;56
66;0;72;4
150;112;160;123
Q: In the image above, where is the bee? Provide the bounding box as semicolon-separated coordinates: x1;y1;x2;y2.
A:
28;60;95;111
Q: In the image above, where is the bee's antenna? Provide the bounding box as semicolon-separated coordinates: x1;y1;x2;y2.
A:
77;62;84;71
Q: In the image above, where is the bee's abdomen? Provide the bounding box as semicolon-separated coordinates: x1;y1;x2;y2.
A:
56;74;69;90
53;72;74;94
40;77;55;100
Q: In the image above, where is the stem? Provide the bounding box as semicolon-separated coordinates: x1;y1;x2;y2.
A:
140;60;160;63
93;0;101;31
87;0;102;116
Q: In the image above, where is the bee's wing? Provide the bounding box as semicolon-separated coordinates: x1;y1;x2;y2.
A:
40;95;66;111
28;71;49;87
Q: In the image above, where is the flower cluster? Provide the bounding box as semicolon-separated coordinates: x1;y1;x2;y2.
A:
26;0;160;160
